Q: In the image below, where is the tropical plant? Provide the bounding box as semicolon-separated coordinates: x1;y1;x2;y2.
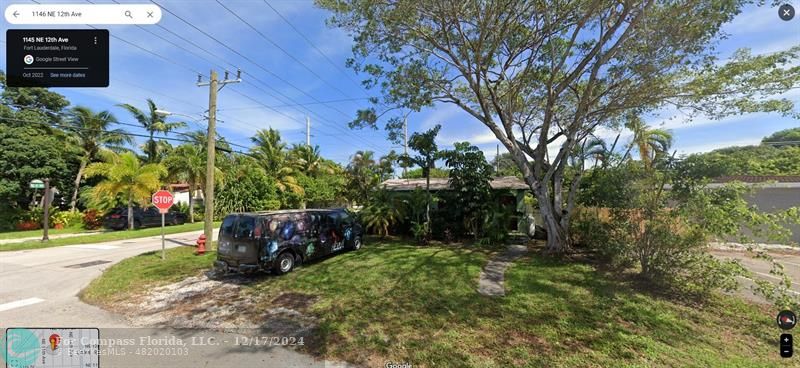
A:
398;124;442;235
64;106;132;211
442;142;494;239
345;150;392;205
215;156;281;216
84;151;166;230
290;144;334;177
163;143;204;222
251;128;304;197
117;98;186;163
360;189;405;238
621;115;673;169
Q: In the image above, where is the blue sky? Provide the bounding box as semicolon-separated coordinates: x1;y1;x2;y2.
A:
1;1;799;166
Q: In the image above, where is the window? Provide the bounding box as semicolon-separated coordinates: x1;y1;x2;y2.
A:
220;215;236;237
235;216;255;239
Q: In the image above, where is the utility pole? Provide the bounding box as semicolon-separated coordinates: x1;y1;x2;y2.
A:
306;116;311;146
403;115;408;178
496;144;500;174
42;178;50;241
197;69;240;248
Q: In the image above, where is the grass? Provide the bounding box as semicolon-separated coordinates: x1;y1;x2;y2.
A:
0;225;95;240
81;246;218;305
82;239;784;367
0;221;218;252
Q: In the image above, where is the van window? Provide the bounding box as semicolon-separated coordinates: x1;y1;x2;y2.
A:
235;216;256;239
220;215;237;236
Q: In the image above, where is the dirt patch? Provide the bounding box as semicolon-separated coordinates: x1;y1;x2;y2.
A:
114;273;319;337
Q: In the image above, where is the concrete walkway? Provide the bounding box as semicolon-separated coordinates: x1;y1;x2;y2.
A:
478;244;528;296
0;231;105;244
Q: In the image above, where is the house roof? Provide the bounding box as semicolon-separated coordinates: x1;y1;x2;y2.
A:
381;176;529;191
704;175;800;189
711;175;800;183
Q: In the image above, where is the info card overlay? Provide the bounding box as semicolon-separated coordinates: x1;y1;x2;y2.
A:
6;29;109;87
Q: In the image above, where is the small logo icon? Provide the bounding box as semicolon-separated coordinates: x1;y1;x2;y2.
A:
1;328;40;367
779;4;795;21
778;310;797;330
23;55;34;65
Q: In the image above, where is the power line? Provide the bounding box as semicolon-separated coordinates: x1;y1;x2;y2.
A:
218;97;371;111
149;0;388;151
262;0;367;94
214;0;353;99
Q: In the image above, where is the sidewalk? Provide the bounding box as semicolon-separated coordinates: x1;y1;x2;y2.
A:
0;231;104;245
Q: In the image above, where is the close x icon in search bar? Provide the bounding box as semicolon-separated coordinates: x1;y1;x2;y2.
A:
5;4;162;24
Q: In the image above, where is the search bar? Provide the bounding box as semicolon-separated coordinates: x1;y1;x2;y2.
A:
5;4;162;25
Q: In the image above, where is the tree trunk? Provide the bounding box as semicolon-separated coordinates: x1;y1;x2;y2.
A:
127;195;134;230
425;173;431;235
188;181;195;223
533;184;569;253
69;158;88;211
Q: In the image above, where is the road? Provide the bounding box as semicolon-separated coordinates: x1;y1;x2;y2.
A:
0;229;352;368
709;247;800;304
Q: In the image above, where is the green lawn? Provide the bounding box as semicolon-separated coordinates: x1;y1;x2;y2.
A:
0;222;218;252
0;225;96;240
82;239;783;367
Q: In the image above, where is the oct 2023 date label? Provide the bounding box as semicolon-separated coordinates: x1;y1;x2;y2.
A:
6;29;109;87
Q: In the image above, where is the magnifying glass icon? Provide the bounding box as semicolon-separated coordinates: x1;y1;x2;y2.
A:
124;10;132;18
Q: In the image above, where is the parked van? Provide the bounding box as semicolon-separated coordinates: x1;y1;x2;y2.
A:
214;208;363;275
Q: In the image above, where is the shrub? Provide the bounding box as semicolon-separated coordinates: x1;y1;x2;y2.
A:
82;209;104;230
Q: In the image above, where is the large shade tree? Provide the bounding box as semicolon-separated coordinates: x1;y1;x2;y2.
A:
65;106;132;211
319;0;800;252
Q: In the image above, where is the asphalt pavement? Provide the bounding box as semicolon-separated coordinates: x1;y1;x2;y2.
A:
0;228;352;367
709;247;800;304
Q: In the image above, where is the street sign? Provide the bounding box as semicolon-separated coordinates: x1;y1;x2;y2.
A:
29;179;44;189
151;190;174;261
151;190;174;212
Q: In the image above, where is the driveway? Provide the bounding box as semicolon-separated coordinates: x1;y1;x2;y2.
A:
0;229;351;367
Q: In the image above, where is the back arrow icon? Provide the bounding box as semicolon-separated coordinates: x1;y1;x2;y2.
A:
13;11;19;17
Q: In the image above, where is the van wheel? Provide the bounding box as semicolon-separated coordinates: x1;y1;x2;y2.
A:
350;236;362;251
133;220;142;230
274;252;295;275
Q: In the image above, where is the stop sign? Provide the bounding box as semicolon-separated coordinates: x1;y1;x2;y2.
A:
152;190;174;213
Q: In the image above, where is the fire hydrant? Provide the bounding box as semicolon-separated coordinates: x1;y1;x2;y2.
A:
196;234;206;255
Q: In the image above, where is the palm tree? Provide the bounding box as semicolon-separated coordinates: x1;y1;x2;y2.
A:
346;150;379;203
117;99;186;163
164;144;204;223
65;106;133;211
290;144;332;176
622;115;673;169
184;129;228;199
250;128;303;195
84;152;166;230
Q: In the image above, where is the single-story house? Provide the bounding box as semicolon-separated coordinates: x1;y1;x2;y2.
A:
168;183;204;206
380;176;534;232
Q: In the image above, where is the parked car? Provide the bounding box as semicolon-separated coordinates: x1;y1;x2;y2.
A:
214;208;363;275
104;207;187;230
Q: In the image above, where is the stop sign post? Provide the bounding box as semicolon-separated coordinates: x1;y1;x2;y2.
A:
152;190;174;260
